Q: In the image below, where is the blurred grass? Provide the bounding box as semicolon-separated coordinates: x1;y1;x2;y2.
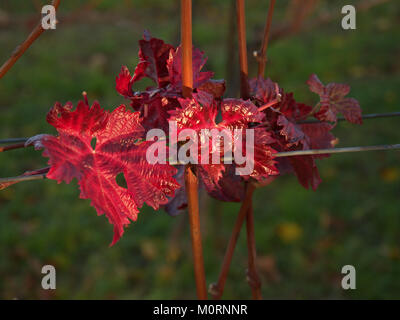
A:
0;0;399;299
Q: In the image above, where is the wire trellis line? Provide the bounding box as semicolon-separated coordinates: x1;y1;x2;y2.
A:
0;138;30;144
298;111;400;124
167;143;400;165
274;143;400;157
1;112;399;146
2;143;399;186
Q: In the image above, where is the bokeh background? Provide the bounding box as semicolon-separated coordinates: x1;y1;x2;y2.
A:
0;0;399;299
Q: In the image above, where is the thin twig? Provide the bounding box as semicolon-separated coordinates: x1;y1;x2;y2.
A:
255;0;276;77
245;201;262;300
236;0;250;99
181;0;193;99
0;170;48;190
0;173;47;185
210;183;256;299
181;0;207;300
0;0;61;79
0;142;30;152
236;0;262;300
225;0;238;97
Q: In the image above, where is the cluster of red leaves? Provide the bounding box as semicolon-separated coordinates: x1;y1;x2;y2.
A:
115;31;224;132
169;91;278;203
249;75;362;190
115;32;277;211
28;33;361;244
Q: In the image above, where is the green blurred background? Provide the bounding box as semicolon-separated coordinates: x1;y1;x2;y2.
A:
0;0;399;299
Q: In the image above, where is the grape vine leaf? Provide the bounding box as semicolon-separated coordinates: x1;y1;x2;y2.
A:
167;46;214;90
115;31;173;97
35;100;180;245
307;74;362;124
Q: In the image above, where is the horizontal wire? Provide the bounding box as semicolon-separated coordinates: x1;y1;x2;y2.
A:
298;111;400;124
1;112;399;145
274;143;400;157
1;143;399;186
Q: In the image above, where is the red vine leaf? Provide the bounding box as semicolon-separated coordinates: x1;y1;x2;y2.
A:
167;46;214;89
138;31;174;88
197;79;226;98
162;165;188;216
131;95;180;132
249;77;312;121
116;32;173;97
198;164;245;202
249;76;278;106
115;63;148;98
220;98;265;128
38;100;180;245
116;66;133;97
277;115;306;147
301;123;336;157
307;74;362;124
288;155;322;191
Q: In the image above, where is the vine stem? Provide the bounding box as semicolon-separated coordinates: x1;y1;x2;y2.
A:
236;0;250;100
235;0;262;299
0;142;29;153
210;183;256;299
181;0;193;98
181;0;207;300
0;0;61;79
0;167;49;190
245;200;262;299
0;173;46;185
256;0;276;77
184;166;207;300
